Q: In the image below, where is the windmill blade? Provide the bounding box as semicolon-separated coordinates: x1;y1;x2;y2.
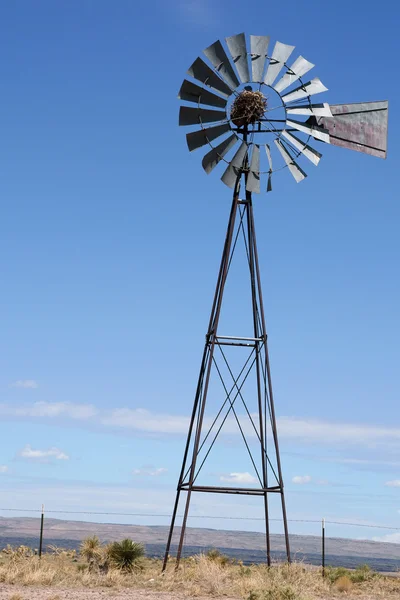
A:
264;41;295;86
186;123;231;152
221;141;248;188
178;80;227;109
286;118;330;143
250;35;270;82
273;56;314;93
281;78;328;103
179;106;227;126
203;39;240;90
226;33;250;83
267;173;272;192
287;103;332;117
246;144;260;193
202;134;238;174
274;139;307;183
314;101;389;159
187;57;233;97
281;130;322;165
265;144;273;171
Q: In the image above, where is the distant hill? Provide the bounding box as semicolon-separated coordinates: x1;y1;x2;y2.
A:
0;516;399;572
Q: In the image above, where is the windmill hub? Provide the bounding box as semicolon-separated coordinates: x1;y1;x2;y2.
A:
230;89;267;128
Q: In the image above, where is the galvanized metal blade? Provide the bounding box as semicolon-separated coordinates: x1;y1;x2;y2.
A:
178;80;227;109
186;123;231;152
187;57;233;97
202;134;238;174
264;41;295;86
267;172;272;192
274;139;307;183
226;33;250;84
246;144;260;193
203;39;240;90
250;35;270;82
265;144;273;172
273;56;314;94
281;130;322;165
314;101;388;159
287;103;332;117
221;141;248;188
281;77;328;103
286;118;330;143
179;106;227;126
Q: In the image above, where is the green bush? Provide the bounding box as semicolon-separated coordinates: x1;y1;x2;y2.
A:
205;548;230;566
107;538;145;572
326;564;377;584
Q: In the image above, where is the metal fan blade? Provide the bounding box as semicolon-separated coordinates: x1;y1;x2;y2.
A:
187;57;233;97
264;41;295;86
186;123;231;152
226;33;250;83
286;118;330;143
250;35;270;82
273;56;314;94
246;144;260;193
281;78;328;103
274;139;307;183
221;141;248;188
202;134;238;174
179;106;227;126
178;80;227;109
281;130;322;165
265;144;273;171
203;39;240;90
287;103;332;117
314;101;388;159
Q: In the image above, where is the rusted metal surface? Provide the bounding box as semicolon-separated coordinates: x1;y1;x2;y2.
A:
315;101;388;158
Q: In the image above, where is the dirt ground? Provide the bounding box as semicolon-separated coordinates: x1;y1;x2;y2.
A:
0;586;240;600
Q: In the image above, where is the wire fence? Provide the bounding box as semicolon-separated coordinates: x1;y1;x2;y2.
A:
0;507;399;573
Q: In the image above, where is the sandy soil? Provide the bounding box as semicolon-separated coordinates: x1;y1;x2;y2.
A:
0;586;240;600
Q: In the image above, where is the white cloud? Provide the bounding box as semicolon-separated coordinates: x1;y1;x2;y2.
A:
19;444;69;461
372;532;400;544
220;472;257;484
132;467;168;477
0;465;8;473
9;380;38;389
292;475;312;485
2;401;400;451
385;480;400;487
1;401;97;420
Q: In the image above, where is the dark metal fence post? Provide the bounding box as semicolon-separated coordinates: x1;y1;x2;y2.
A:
39;504;44;558
322;517;325;577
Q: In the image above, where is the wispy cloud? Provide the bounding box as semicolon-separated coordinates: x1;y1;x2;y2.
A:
385;480;400;487
18;444;69;462
9;380;38;389
292;475;312;485
0;465;8;473
220;472;257;484
372;532;400;544
2;402;400;451
132;466;168;477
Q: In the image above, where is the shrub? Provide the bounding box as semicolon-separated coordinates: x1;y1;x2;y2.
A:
205;548;230;566
107;538;144;572
79;536;103;564
334;575;353;592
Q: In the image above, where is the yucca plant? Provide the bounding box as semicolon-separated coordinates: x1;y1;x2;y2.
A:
79;535;102;564
107;538;144;572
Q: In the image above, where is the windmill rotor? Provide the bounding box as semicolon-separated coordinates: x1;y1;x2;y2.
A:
178;33;389;192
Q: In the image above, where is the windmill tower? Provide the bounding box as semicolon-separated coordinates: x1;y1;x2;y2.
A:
162;33;388;570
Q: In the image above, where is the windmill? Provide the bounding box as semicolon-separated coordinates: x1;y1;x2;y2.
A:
162;33;388;570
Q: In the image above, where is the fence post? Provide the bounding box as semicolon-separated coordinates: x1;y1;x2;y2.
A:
322;517;325;577
39;504;44;558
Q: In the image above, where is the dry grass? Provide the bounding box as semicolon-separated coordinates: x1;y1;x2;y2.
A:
0;551;400;599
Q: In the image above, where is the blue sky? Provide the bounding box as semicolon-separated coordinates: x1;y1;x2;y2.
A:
0;0;399;545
